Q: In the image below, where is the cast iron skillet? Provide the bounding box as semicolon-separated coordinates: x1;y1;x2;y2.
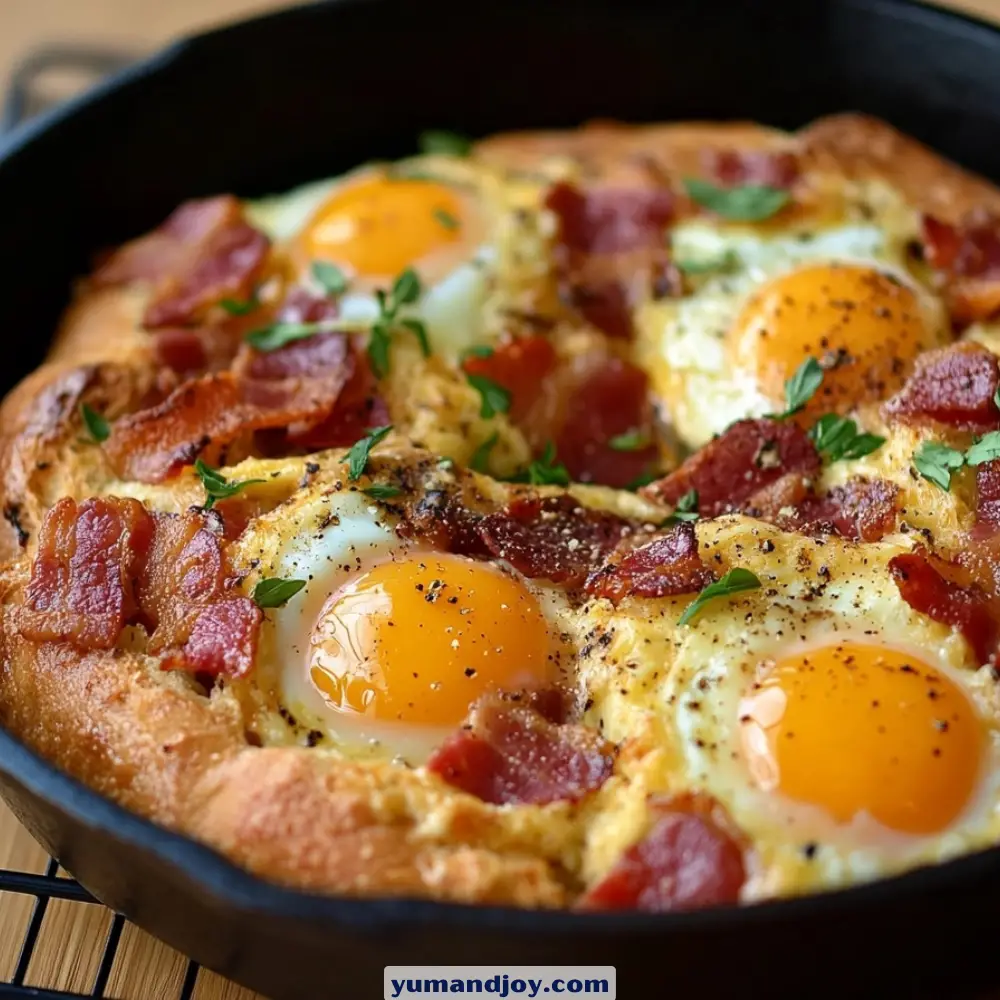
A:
2;0;1000;995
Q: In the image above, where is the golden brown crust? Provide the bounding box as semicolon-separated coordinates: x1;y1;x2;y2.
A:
3;112;1000;909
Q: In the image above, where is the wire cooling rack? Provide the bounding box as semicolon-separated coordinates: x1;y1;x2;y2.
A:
0;860;202;1000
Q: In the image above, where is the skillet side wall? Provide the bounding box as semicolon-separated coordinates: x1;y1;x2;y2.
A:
1;0;1000;996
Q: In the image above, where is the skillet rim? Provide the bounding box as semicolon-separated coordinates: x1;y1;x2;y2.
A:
2;0;1000;934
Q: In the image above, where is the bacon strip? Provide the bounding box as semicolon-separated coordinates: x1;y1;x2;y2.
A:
555;356;659;489
17;498;261;677
921;211;1000;326
702;149;800;189
94;196;270;330
17;497;153;648
779;478;900;543
461;335;558;424
889;549;1000;665
883;343;1000;431
642;418;821;515
585;522;715;603
427;695;614;806
579;795;746;912
105;333;357;482
478;495;633;586
546;181;678;340
977;460;1000;528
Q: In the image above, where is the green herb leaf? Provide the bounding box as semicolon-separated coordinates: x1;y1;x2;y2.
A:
467;373;511;419
392;268;422;308
347;425;393;481
246;321;334;351
469;433;499;473
609;429;650;452
678;568;762;627
419;130;472;157
433;207;459;231
965;430;1000;467
666;489;700;524
311;260;348;297
461;345;495;362
808;414;885;463
778;357;824;418
398;317;431;358
683;178;790;223
913;440;966;491
994;386;1000;411
367;323;392;378
80;403;110;443
624;469;659;492
363;483;403;500
675;249;740;276
220;293;259;316
194;459;266;510
253;577;307;609
526;442;570;486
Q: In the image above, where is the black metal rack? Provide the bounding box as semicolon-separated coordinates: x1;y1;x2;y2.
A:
0;860;203;999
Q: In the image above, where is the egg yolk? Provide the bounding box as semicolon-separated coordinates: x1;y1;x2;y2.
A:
729;263;933;413
302;175;463;278
739;642;983;835
308;553;553;726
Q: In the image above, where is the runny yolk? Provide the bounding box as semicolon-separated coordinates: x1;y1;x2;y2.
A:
739;642;983;835
302;175;463;278
308;553;552;726
729;263;934;414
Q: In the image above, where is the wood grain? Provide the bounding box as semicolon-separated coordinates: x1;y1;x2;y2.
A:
0;0;998;997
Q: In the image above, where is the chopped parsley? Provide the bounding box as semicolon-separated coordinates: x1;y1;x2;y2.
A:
369;268;427;377
964;430;1000;467
466;373;511;419
194;459;265;510
253;578;307;609
808;414;885;463
363;483;403;500
347;425;393;481
776;357;824;419
245;320;336;352
912;440;966;491
419;130;472;157
433;207;459;230
220;292;260;316
675;249;740;276
666;489;700;524
311;260;348;297
80;403;110;443
525;442;570;486
609;429;651;452
683;178;790;223
678;568;762;627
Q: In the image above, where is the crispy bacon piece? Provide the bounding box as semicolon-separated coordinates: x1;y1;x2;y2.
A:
978;460;1000;528
545;181;678;339
461;335;558;423
427;695;614;806
921;211;1000;325
702;148;800;189
555;356;659;489
579;795;746;912
17;498;261;677
585;522;715;603
17;497;154;648
478;495;633;586
105;333;357;481
397;491;492;557
781;479;900;543
889;549;1000;665
883;343;1000;431
94;196;270;330
642;418;821;515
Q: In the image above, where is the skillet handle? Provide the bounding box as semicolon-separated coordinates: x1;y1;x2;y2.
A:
2;46;135;134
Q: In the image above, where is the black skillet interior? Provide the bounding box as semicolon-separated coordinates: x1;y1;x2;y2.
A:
2;0;1000;996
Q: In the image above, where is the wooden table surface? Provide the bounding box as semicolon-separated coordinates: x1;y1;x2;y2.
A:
2;0;1000;997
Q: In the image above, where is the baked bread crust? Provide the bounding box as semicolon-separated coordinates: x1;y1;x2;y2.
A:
1;112;998;908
